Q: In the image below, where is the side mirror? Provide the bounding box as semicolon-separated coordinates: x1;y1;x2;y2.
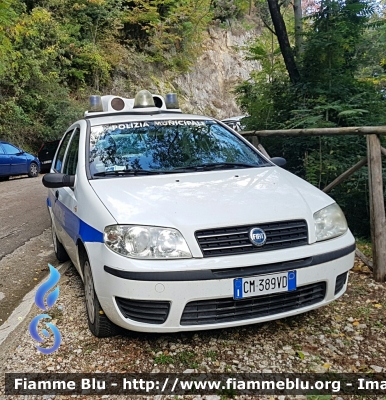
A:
270;157;287;167
17;151;25;155
42;173;75;188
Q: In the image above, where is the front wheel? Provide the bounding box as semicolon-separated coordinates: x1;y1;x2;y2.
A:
28;162;39;177
83;258;118;337
0;176;9;182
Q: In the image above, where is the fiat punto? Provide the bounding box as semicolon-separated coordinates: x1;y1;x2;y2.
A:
42;91;355;337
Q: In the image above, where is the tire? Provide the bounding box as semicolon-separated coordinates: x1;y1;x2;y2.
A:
83;257;119;337
28;162;39;178
52;223;70;262
0;176;9;182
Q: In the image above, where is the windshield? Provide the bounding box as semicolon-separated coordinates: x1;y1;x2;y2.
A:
89;120;270;176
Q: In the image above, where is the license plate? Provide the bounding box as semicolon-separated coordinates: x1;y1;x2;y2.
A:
233;271;297;299
42;160;52;164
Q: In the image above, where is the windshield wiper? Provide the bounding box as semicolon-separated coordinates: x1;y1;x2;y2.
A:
173;162;263;172
93;169;171;177
93;162;267;177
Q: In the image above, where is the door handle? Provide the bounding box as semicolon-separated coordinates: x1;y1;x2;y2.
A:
55;190;59;199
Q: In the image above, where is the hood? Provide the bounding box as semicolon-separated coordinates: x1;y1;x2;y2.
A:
89;167;333;232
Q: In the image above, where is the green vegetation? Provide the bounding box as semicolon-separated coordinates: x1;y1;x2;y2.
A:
177;350;199;368
123;0;213;70
236;0;386;237
154;353;175;365
356;238;372;258
205;350;218;360
306;396;332;400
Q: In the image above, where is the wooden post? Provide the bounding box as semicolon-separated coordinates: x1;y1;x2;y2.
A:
249;135;271;158
355;248;373;271
366;134;386;282
250;135;260;150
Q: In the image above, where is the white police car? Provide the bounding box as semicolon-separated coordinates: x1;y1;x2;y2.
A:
43;90;355;337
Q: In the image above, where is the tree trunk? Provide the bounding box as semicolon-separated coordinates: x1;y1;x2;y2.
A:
266;0;301;84
293;0;303;57
367;134;386;282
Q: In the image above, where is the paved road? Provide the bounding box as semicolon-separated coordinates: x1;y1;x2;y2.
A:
0;175;56;325
0;175;50;260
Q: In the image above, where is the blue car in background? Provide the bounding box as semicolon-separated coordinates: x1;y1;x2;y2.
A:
0;141;40;181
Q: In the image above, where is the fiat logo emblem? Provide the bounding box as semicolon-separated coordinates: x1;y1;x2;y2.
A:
249;227;267;247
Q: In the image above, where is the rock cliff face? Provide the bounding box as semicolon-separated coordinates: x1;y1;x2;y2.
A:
174;26;261;120
116;24;261;119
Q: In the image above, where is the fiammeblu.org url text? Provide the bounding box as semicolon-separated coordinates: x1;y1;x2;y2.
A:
122;377;341;393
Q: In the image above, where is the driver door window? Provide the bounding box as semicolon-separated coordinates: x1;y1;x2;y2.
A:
62;128;80;176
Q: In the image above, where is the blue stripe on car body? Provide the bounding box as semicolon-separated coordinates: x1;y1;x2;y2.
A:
48;192;103;243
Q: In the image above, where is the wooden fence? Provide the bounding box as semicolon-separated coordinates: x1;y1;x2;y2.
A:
241;126;386;282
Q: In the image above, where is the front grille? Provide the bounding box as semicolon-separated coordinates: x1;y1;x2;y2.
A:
180;282;326;325
335;272;348;295
115;298;170;324
195;220;308;257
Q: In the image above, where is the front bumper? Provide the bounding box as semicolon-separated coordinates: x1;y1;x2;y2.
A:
86;231;355;332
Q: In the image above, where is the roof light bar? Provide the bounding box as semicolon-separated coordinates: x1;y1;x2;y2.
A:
85;90;181;116
133;90;156;108
165;93;179;109
89;95;103;112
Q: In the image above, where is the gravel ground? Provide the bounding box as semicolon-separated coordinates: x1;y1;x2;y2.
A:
0;256;385;400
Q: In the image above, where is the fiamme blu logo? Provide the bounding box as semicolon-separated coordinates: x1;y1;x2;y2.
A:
29;264;62;354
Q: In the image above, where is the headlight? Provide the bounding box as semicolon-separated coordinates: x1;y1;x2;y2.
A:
104;225;192;259
314;203;348;242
